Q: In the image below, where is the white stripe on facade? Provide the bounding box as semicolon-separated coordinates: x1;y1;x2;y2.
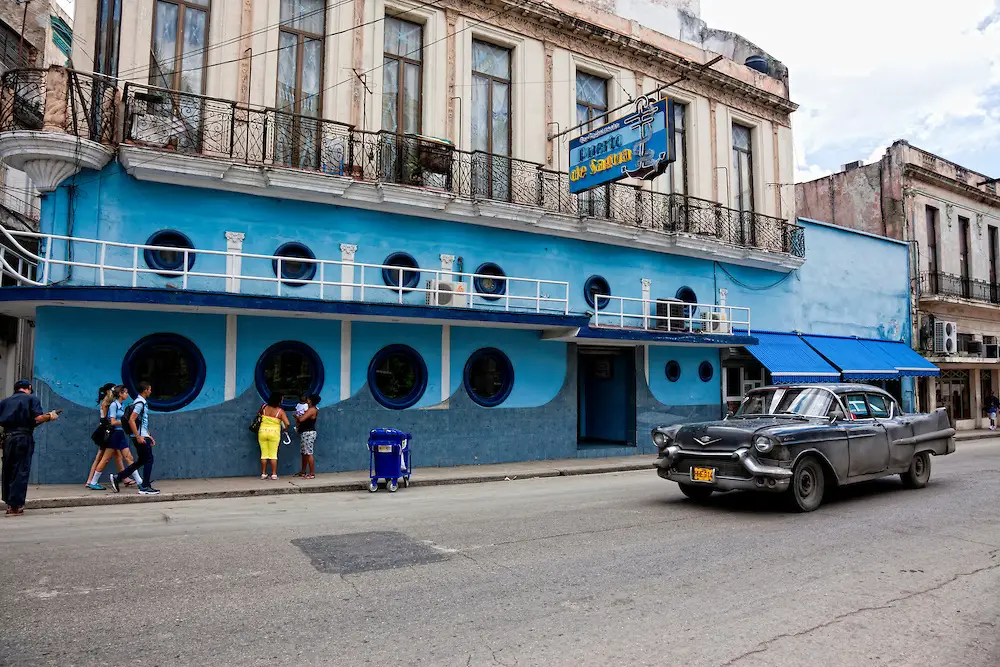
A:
442;324;451;402
340;320;351;401
224;314;237;400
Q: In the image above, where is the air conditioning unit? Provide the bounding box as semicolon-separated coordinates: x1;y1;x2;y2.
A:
967;340;984;356
425;280;466;306
654;298;688;332
933;320;958;355
130;112;188;147
702;312;730;334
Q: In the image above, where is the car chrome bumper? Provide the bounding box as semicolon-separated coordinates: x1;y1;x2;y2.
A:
653;446;792;492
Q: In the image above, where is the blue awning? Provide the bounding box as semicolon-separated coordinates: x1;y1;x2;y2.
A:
745;332;842;384
858;339;940;377
802;335;899;381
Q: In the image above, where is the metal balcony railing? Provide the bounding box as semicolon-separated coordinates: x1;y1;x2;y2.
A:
592;295;751;336
0;68;117;143
0;227;571;315
921;271;1000;305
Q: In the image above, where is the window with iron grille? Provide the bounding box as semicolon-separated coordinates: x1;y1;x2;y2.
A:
471;40;512;201
275;0;326;170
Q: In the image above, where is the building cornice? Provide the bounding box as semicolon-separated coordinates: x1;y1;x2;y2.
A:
905;164;1000;210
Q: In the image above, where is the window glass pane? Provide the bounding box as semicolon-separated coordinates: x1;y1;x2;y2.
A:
402;61;420;134
576;103;590;126
725;368;741;397
180;8;207;94
374;352;418;400
867;395;890;418
131;343;193;403
300;37;322;116
382;61;399;132
846;394;870;418
576;71;607;107
276;31;298;111
471;74;490;152
281;0;324;34
384;17;422;60
150;1;178;87
472;40;509;78
469;354;506;399
491;81;510;155
733;124;751;151
262;349;315;400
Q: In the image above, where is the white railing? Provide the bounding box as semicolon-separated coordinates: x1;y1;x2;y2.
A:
592;295;751;336
0;228;571;315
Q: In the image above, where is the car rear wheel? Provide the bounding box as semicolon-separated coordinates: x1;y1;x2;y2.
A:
901;452;931;489
678;484;714;501
787;456;825;512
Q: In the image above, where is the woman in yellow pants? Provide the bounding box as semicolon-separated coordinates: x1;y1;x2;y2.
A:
257;392;289;479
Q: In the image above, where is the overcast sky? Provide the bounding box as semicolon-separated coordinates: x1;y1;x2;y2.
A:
702;0;1000;182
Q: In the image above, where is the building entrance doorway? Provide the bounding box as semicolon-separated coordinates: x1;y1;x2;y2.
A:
577;347;635;445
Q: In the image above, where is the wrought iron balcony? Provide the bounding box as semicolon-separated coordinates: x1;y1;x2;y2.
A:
0;67;117;143
921;271;1000;305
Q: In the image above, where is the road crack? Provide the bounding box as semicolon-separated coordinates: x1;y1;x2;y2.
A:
721;561;1000;667
339;573;362;599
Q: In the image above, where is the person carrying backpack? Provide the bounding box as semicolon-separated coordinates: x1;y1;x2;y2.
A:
109;382;158;495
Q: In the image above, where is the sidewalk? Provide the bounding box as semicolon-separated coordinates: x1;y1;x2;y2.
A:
955;429;1000;442
21;455;658;510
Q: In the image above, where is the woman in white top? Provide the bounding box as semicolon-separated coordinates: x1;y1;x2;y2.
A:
86;385;142;490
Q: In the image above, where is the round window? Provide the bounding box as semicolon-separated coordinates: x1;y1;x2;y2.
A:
584;275;611;310
464;347;514;407
121;333;206;411
699;361;714;382
254;341;324;408
271;242;317;283
665;360;681;383
144;230;195;275
473;263;507;301
368;344;428;409
382;252;420;291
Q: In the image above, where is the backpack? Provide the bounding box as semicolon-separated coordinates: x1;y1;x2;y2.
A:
122;400;144;436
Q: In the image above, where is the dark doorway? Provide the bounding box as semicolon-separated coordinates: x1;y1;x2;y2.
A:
577;348;636;445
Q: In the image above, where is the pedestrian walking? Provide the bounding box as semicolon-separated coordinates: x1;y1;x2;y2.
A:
294;394;321;479
257;393;288;480
988;391;1000;431
109;382;158;495
86;384;141;490
1;379;59;516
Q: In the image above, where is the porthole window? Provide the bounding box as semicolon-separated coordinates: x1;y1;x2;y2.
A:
144;230;195;275
121;333;206;412
368;344;427;409
676;286;698;318
464;347;514;407
584;275;611;310
382;252;420;291
699;361;714;382
665;360;681;383
473;262;507;300
255;341;324;408
272;242;317;283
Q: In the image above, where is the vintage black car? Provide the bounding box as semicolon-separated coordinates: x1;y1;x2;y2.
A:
652;384;956;511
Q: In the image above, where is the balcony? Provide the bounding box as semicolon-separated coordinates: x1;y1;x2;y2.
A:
0;68;805;270
920;271;1000;309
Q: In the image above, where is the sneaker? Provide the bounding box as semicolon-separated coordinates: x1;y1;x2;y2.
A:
108;474;120;493
138;486;160;495
86;483;105;491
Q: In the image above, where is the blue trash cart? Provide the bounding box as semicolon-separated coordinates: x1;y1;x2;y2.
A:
367;428;411;492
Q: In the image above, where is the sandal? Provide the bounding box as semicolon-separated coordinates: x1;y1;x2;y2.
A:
123;479;136;487
304;474;315;479
293;471;305;477
260;473;268;480
270;474;278;480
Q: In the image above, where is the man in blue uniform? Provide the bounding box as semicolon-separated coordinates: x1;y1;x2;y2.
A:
1;379;59;516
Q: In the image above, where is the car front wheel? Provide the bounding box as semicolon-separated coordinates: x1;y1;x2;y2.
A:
901;452;931;489
678;484;714;501
787;456;825;512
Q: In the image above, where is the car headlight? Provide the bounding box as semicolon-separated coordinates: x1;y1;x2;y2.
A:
652;432;669;447
753;436;773;454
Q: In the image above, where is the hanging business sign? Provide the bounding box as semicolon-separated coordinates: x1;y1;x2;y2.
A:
568;96;674;194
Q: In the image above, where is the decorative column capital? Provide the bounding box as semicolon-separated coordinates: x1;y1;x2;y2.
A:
641;278;652;290
440;254;455;265
225;231;245;245
340;243;358;260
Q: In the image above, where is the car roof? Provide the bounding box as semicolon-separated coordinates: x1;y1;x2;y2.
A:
751;383;894;396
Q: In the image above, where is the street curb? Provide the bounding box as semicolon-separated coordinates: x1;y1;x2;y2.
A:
25;461;655;510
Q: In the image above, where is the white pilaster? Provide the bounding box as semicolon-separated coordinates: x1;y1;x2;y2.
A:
340;244;357;301
643;344;650;387
224;314;237;401
440;254;455;281
641;278;651;326
340;320;351;401
225;232;245;293
442;325;451;402
719;288;728;307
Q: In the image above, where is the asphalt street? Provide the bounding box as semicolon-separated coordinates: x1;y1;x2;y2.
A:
2;440;1000;667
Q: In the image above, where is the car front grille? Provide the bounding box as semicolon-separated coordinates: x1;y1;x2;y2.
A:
671;456;751;479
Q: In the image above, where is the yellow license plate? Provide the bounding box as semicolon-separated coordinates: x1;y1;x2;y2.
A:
691;467;715;483
377;445;393;453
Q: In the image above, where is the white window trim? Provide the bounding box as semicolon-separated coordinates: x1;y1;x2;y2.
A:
460;22;525;158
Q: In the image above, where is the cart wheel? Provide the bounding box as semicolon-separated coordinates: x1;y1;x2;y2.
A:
402;477;410;488
387;479;399;492
368;480;379;493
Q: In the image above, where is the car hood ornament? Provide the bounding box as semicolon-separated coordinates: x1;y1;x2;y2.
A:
695;435;721;447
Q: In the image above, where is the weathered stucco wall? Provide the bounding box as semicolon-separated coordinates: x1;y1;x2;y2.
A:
795;163;890;239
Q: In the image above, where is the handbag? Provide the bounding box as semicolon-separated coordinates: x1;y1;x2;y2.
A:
249;405;264;434
91;418;112;447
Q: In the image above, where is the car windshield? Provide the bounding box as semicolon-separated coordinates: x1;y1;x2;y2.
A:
736;388;838;418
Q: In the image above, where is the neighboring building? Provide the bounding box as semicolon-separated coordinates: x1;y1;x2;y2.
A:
797;140;999;429
0;0;929;483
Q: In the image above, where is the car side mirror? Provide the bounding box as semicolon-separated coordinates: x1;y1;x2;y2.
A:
726;411;734;419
